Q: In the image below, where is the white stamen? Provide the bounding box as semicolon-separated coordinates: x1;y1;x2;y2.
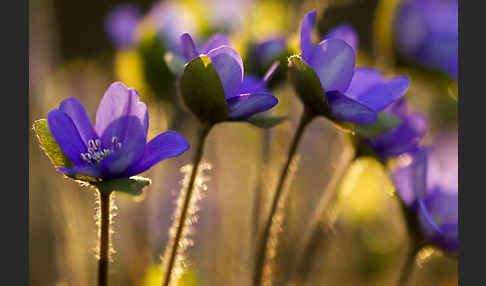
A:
88;139;96;149
80;136;121;165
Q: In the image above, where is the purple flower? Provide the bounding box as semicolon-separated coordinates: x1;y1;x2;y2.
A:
105;4;141;49
248;36;288;69
205;0;253;32
181;33;278;121
392;133;458;252
324;24;359;52
148;2;198;56
47;82;190;180
299;10;410;124
365;98;427;159
180;33;230;63
394;0;458;79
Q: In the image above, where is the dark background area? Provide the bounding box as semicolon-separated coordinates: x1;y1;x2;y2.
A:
52;0;155;59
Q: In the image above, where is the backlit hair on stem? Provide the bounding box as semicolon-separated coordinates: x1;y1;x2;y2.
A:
161;162;211;285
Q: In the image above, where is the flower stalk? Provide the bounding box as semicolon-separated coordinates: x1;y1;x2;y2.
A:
252;129;272;246
397;241;424;286
396;205;428;286
395;201;428;286
292;149;354;284
253;110;314;286
162;123;212;286
98;190;112;286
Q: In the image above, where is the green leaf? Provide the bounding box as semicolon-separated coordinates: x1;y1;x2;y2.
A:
164;52;186;76
287;55;330;115
353;112;402;138
33;119;100;183
69;174;100;183
247;115;288;129
329;120;356;135
33;119;73;169
93;176;151;196
180;55;229;124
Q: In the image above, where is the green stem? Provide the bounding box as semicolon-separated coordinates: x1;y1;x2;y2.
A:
395;187;427;286
253;110;314;286
161;124;211;286
397;245;419;286
98;191;111;286
293;149;354;284
252;129;272;247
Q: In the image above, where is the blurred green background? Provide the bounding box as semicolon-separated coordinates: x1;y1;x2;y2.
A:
29;0;457;285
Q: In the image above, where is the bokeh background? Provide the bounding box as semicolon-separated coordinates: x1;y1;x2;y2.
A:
29;0;458;285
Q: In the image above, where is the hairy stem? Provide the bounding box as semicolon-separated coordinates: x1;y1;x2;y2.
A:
161;124;211;286
253;111;314;286
98;191;111;286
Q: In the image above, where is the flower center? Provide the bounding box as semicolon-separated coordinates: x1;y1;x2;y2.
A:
80;137;122;165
